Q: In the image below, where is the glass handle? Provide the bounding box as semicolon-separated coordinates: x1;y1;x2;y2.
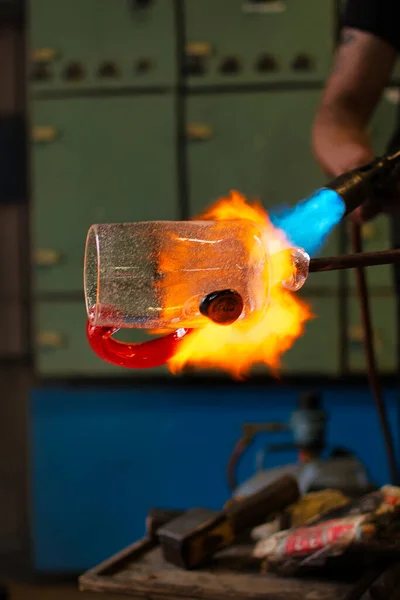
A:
86;315;192;369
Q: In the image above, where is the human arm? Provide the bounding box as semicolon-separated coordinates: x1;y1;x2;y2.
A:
312;26;397;178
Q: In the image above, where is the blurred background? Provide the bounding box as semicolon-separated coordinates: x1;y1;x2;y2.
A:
0;0;400;598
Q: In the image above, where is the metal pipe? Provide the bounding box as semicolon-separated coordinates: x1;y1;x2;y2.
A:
309;248;400;273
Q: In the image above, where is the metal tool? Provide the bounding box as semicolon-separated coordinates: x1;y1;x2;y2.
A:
309;248;400;273
326;150;400;217
228;392;375;499
146;508;186;541
157;474;299;569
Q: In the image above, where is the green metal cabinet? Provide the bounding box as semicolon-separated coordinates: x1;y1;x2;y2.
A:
184;0;335;86
34;301;172;377
29;0;176;92
347;296;396;373
186;90;339;287
32;95;178;294
186;90;326;212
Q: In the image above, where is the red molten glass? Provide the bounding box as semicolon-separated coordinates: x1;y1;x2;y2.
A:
86;319;193;369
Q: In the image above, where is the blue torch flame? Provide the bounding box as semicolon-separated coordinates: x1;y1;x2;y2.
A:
270;188;346;257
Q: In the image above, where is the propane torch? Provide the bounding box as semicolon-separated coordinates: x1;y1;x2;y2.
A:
306;149;400;274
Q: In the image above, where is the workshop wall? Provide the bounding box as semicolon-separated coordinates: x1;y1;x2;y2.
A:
30;385;400;573
3;0;396;577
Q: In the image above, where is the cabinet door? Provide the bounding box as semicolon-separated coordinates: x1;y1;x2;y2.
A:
347;296;397;374
32;95;178;293
34;301;172;378
186;90;339;287
30;0;176;91
184;0;335;86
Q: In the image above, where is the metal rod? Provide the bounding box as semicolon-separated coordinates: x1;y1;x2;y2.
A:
309;248;400;273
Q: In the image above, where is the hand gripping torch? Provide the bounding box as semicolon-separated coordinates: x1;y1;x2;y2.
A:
307;149;400;274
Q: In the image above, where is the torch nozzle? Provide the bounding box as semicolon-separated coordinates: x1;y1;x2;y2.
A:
325;151;400;217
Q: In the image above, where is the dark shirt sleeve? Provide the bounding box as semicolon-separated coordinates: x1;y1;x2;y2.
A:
342;0;400;52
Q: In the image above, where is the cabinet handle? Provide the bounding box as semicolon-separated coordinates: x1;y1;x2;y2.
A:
347;221;376;241
186;42;213;58
384;87;400;105
37;331;65;349
32;48;59;63
348;325;381;349
186;123;213;141
34;249;62;266
32;127;58;143
348;325;364;343
361;223;376;241
242;1;286;14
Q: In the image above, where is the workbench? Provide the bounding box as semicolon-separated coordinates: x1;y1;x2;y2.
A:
79;538;356;600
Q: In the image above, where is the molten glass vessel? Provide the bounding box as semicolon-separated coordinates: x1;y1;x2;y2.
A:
85;220;270;330
84;219;310;370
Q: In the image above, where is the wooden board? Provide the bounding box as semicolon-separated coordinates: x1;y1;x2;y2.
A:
79;538;353;600
8;582;122;600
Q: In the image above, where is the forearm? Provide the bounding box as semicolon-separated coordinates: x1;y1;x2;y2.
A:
312;102;375;177
311;27;396;178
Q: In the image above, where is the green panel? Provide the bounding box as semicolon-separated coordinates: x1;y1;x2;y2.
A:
35;301;172;378
391;61;400;83
370;89;399;155
347;297;396;374
186;90;339;287
32;95;178;293
30;0;176;91
184;0;335;86
282;296;339;374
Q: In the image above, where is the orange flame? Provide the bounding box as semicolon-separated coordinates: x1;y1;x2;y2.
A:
163;191;313;379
